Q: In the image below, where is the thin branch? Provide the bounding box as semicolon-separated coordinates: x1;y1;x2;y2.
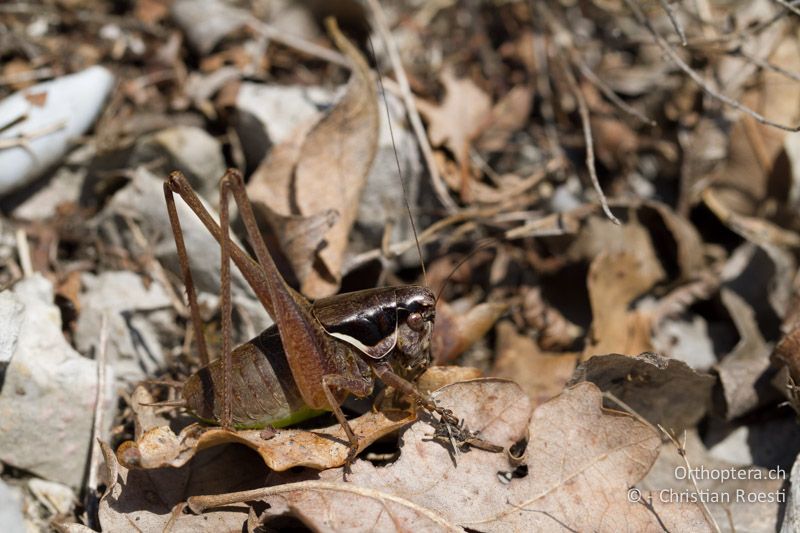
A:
773;0;800;17
248;18;349;68
624;0;800;132
734;47;800;83
560;60;621;225
658;427;722;533
367;0;460;213
575;61;657;126
657;0;687;45
85;313;109;530
14;228;33;278
0;67;55;87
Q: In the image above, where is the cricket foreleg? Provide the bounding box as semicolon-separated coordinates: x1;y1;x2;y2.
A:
321;374;373;477
370;362;459;427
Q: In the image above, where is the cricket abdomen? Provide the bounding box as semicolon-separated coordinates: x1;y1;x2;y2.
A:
182;326;319;428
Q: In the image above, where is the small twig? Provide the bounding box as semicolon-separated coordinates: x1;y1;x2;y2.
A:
367;0;459;214
625;0;800;132
575;61;657;126
122;215;189;318
528;3;564;159
560;60;620;225
657;0;687;46
14;228;33;278
734;47;800;83
0;119;67;150
658;427;721;533
187;481;460;531
343;206;502;273
85;313;109;530
773;0;800;17
0;67;55;87
247;18;349;68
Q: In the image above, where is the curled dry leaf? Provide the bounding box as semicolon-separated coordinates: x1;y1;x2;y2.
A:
258;205;339;286
117;408;415;472
492;320;577;409
773;326;800;383
716;288;775;419
190;381;711;532
639;201;706;280
583;250;663;359
432;298;508;364
416;67;492;165
703;188;800;248
568;352;714;431
642;430;785;532
246;20;379;298
100;440;265;532
522;286;583;350
415;365;483;395
476;85;533;153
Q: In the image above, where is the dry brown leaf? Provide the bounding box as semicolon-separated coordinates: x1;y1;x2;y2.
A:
432;299;508;364
246;21;379;298
522;286;583;350
584;250;663;358
100;440;263;532
247;115;317;216
492;320;577;409
568;352;714;431
197;381;711;531
773;326;800;383
417;68;492;164
639;201;707;280
117;408;415;472
703;188;800;248
716;288;775;419
258;205;339;285
416;365;483;395
710;34;800;216
476;85;533;152
642;430;785;531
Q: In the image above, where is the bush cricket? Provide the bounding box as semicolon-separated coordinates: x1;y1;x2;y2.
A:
154;23;498;475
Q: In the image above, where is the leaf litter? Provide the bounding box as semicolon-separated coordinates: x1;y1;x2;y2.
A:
2;1;800;531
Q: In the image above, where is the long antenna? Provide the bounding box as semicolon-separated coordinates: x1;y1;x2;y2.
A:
434;238;496;305
367;35;428;286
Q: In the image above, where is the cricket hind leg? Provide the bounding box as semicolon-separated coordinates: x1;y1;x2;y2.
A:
218;175;234;429
164;181;210;366
321;373;374;477
164;169;251;429
164;171;277;318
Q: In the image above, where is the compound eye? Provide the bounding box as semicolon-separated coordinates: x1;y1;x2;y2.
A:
407;312;425;332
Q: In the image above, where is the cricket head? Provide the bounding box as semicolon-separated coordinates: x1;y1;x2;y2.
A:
315;285;435;378
393;285;436;380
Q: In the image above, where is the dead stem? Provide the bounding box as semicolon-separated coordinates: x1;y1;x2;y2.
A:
658;427;722;533
85;313;109;530
657;0;687;46
559;58;621;225
367;0;459;214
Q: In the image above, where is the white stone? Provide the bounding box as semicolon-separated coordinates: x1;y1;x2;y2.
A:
0;66;114;196
0;479;24;533
0;275;114;488
74;271;172;387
